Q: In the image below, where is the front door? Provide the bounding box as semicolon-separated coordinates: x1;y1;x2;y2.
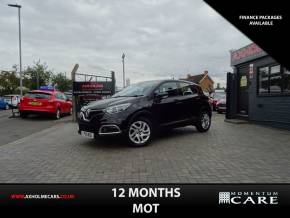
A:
237;66;249;115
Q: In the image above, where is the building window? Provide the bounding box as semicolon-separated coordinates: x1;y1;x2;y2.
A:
259;66;269;93
269;65;282;93
258;64;290;95
283;68;290;93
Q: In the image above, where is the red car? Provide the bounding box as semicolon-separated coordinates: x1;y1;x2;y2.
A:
212;92;226;111
19;90;72;119
216;98;227;114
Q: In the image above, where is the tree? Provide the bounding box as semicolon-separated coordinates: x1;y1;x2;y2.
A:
23;60;52;90
0;70;20;95
51;73;72;92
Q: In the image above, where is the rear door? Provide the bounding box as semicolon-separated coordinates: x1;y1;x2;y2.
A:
152;81;182;125
55;92;66;112
177;82;201;120
61;93;71;113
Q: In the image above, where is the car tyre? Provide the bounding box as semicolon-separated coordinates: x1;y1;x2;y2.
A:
195;110;211;132
127;117;153;147
20;112;27;118
55;108;61;120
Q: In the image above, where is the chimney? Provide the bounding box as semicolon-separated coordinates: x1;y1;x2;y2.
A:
204;70;208;75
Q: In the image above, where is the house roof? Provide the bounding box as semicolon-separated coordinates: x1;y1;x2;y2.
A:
181;73;214;84
185;74;205;83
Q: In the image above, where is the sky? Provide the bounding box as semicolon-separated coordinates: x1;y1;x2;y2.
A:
0;0;251;87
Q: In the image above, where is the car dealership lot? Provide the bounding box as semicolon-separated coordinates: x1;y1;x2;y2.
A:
0;112;290;183
0;110;71;146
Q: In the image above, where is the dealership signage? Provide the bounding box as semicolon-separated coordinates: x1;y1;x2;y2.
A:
231;43;267;66
219;191;278;205
73;81;114;95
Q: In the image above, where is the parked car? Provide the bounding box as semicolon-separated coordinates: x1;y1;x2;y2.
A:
3;94;20;108
0;97;9;110
19;90;72;119
203;91;214;111
78;80;212;146
216;98;227;114
212;91;226;111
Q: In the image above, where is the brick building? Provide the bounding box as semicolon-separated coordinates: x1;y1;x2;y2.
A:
181;71;214;93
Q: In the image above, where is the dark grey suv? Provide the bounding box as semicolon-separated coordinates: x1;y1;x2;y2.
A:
78;80;212;146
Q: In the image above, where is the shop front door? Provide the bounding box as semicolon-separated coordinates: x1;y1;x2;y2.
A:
237;66;249;115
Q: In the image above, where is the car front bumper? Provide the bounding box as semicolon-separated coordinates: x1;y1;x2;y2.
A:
217;106;226;112
77;111;130;138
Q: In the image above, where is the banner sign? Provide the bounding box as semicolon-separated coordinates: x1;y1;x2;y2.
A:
231;43;267;66
73;81;113;95
0;184;289;214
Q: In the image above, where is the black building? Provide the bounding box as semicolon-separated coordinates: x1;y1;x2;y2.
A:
227;43;290;130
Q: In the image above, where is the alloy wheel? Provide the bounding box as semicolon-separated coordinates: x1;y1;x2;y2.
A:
128;121;151;145
56;109;61;119
201;113;210;129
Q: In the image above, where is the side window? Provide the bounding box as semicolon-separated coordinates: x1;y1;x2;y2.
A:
55;93;63;100
179;82;196;96
62;93;67;100
155;82;179;97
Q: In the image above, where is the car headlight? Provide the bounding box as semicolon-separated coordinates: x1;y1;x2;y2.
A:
104;103;131;114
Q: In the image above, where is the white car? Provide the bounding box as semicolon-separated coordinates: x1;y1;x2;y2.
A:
3;94;21;108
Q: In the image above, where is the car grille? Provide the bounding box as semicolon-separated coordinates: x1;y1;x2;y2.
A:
79;109;104;122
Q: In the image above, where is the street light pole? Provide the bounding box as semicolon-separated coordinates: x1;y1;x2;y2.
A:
8;4;23;96
122;53;125;88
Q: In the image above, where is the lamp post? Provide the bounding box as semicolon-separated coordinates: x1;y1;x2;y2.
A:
8;4;23;96
122;53;125;88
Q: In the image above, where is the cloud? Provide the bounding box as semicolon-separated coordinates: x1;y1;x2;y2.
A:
0;0;251;87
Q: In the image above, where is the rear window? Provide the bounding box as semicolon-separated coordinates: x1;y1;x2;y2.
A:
25;92;51;99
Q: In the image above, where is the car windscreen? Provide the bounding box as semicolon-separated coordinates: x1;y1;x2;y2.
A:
113;81;159;97
25;92;51;99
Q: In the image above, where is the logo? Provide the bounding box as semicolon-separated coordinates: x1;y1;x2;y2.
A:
219;192;231;204
85;109;90;118
218;191;278;205
79;111;89;121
